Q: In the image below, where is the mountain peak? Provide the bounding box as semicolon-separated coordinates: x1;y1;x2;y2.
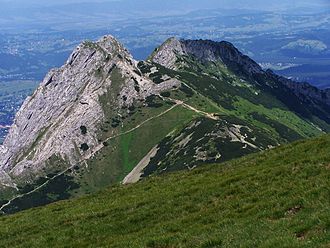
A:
150;38;264;75
91;35;128;55
148;37;184;69
0;35;132;176
64;35;130;68
0;34;179;191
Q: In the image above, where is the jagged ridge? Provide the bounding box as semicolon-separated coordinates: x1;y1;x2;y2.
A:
1;35;330;214
0;35;179;193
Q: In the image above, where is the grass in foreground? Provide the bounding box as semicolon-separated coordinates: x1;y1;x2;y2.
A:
0;135;329;247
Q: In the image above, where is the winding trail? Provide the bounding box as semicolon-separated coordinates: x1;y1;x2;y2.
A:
182;101;219;120
0;97;219;213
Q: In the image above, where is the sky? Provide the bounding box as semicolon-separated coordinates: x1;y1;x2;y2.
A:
1;0;329;11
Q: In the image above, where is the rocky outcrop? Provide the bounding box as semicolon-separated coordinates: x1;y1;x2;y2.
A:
149;38;185;70
0;35;179;188
150;37;263;75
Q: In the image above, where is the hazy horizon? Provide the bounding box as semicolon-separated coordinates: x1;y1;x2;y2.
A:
0;0;329;88
0;0;329;34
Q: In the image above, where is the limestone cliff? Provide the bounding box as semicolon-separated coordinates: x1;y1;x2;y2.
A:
0;35;178;190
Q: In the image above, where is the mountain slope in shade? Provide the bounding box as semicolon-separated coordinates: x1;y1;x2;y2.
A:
1;35;330;214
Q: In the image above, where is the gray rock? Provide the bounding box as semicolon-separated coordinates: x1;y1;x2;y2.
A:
150;37;263;74
0;35;180;188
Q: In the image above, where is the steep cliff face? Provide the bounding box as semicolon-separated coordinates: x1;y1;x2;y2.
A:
1;36;121;174
0;35;179;191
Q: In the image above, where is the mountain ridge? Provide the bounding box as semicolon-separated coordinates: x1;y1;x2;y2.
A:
0;35;329;214
151;37;330;107
150;38;264;75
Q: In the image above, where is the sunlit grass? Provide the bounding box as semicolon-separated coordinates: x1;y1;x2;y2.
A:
0;134;329;247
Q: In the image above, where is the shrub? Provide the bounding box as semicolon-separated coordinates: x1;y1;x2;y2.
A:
80;126;87;135
80;143;89;151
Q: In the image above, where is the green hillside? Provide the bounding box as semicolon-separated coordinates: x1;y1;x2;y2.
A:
1;134;329;247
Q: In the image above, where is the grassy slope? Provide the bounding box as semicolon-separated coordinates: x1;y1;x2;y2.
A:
77;105;198;194
159;56;326;140
0;134;329;247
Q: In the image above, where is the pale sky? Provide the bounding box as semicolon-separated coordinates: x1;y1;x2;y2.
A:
1;0;329;10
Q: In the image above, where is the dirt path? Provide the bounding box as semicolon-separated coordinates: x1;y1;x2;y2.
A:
0;163;75;212
166;97;219;121
84;102;181;161
182;102;219;120
122;97;220;185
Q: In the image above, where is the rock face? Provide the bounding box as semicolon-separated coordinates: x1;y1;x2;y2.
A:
149;38;184;70
150;38;263;75
0;35;179;189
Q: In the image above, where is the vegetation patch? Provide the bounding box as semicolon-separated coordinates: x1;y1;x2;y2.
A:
179;84;194;97
142;115;277;176
160;91;171;98
1;174;79;215
111;118;121;128
137;61;152;74
80;143;89;151
145;95;163;108
80;126;87;135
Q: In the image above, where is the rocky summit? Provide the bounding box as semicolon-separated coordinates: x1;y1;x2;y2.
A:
150;38;263;75
1;35;330;214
